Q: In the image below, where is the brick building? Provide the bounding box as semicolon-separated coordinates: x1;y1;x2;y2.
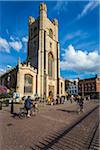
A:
78;76;100;99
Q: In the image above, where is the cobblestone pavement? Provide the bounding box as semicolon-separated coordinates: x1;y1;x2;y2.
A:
0;100;99;150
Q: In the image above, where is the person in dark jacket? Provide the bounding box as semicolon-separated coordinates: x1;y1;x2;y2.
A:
78;97;84;113
24;96;33;117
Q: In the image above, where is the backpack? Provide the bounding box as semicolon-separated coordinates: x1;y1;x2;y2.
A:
25;99;31;109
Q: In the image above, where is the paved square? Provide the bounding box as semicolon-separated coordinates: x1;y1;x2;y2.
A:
0;101;98;150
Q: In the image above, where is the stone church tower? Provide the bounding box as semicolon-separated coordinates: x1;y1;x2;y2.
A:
27;3;60;98
0;3;65;99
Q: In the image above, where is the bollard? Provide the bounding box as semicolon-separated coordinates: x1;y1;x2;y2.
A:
0;101;2;110
11;99;14;114
6;99;9;107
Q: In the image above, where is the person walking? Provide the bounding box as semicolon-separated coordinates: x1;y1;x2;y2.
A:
77;96;84;113
70;95;74;103
24;96;33;117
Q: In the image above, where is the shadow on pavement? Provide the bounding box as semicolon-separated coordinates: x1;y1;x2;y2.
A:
30;123;76;150
11;112;20;118
30;106;99;150
57;109;78;113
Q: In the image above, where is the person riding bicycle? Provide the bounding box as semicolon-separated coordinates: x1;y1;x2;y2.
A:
24;96;33;117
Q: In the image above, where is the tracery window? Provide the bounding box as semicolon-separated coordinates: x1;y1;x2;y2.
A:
24;74;33;93
34;27;38;37
34;41;36;49
48;52;54;77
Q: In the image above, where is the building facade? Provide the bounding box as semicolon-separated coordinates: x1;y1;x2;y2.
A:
78;76;100;99
0;3;65;99
65;79;78;96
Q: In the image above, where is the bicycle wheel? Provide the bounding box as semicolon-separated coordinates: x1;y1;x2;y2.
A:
19;112;26;119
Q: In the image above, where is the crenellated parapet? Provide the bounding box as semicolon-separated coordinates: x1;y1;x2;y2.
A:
18;62;37;74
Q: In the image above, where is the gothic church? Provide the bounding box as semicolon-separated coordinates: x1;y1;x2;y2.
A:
0;3;65;99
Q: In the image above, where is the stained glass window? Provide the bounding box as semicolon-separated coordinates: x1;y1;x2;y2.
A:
24;74;33;93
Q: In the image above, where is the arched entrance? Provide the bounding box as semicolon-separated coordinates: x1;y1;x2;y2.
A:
48;85;54;97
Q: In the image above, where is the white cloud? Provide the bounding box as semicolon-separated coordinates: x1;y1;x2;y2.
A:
0;37;10;53
22;36;28;43
0;65;13;76
61;45;100;74
10;36;15;41
62;31;88;45
77;1;99;19
0;68;6;72
9;41;22;52
0;66;7;76
53;1;68;14
0;36;23;53
9;35;23;51
7;65;12;68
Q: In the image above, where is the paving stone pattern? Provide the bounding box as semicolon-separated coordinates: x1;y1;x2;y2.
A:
0;100;99;150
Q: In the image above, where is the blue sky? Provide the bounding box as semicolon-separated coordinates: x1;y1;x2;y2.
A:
0;0;99;79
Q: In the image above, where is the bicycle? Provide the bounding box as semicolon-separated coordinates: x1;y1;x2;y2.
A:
19;107;27;119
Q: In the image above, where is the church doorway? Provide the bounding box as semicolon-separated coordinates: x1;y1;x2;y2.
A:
48;85;54;97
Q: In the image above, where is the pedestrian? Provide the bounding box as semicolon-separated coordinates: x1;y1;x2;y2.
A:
24;96;33;117
77;96;84;113
32;102;36;115
35;102;39;112
70;95;74;103
60;97;62;104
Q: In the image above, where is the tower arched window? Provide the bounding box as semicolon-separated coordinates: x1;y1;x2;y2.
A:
34;27;37;37
49;28;53;38
34;41;36;49
48;52;54;77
